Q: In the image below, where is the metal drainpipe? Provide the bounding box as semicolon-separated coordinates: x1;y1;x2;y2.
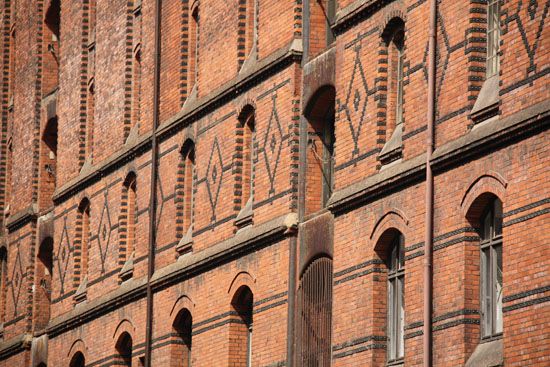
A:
424;0;437;365
286;1;309;366
144;0;162;365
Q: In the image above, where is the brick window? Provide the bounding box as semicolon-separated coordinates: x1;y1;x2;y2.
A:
235;106;255;228
119;173;137;273
0;247;7;323
237;0;254;68
304;86;335;214
171;308;192;367
176;141;195;251
387;233;405;362
480;198;503;339
188;5;199;96
379;18;405;165
74;199;90;292
115;332;133;367
39;116;57;210
229;286;253;367
486;0;501;79
36;237;53;330
69;352;85;367
296;256;333;367
130;2;143;132
43;0;60;96
86;80;95;160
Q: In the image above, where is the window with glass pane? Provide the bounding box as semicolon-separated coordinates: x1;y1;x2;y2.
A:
486;0;501;78
480;198;503;338
388;234;405;361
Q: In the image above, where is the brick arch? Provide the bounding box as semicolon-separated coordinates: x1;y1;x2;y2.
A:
123;163;138;182
461;171;507;217
67;339;87;361
370;208;410;245
227;271;256;302
236;99;257;121
379;8;407;39
170;294;195;320
112;318;135;342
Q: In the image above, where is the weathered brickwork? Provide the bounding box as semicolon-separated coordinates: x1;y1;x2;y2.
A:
0;0;547;366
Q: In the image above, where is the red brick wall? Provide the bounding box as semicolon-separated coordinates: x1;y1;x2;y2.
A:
0;0;547;366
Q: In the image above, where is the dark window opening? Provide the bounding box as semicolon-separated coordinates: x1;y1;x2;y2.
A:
115;332;133;367
40;117;57;209
0;247;8;322
36;237;53;329
176;141;195;241
172;309;192;367
69;352;85;367
230;286;253;367
239;107;255;210
43;0;60;95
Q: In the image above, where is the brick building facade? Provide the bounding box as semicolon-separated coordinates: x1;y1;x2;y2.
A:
0;0;547;366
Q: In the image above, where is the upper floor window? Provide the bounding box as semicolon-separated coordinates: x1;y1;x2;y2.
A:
235;106;255;228
69;352;85;367
237;0;255;68
480;198;503;338
486;0;501;78
115;332;133;367
74;199;90;293
387;233;405;362
188;5;200;95
304;86;336;214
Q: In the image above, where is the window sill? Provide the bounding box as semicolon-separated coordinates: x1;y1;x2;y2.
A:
470;75;500;125
465;337;503;367
234;196;254;230
379;124;403;166
175;227;193;257
387;358;404;367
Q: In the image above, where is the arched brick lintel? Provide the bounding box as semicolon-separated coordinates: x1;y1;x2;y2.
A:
461;171;507;217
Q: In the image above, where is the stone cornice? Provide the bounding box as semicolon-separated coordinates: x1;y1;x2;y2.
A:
333;0;394;35
45;213;297;338
52;40;303;205
328;100;550;215
0;333;31;360
5;204;38;232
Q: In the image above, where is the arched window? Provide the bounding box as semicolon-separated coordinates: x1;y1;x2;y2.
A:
40;116;57;209
386;232;405;362
69;352;85;367
115;332;133;367
304;86;336;214
0;247;7;322
229;286;253;367
379;18;405;165
86;79;95;161
235;106;255;228
43;0;60;95
74;199;90;293
131;46;142;130
296;256;333;367
171;309;192;367
480;198;503;338
176;140;195;254
188;5;199;95
119;173;137;277
36;237;53;328
374;229;405;363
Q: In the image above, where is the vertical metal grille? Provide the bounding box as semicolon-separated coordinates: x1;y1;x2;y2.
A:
297;257;333;367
